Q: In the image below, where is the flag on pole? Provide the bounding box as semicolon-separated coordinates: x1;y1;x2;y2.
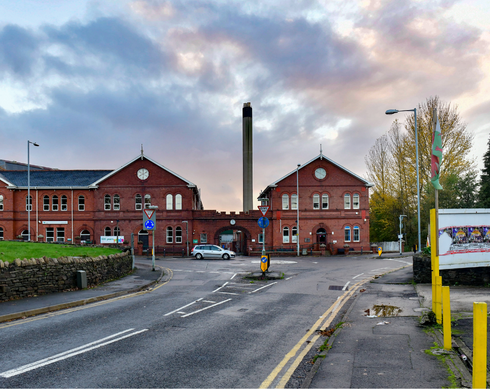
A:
431;114;443;190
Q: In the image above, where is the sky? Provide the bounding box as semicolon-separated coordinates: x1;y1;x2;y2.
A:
1;0;490;211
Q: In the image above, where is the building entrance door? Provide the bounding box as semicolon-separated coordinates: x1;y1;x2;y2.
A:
316;228;327;250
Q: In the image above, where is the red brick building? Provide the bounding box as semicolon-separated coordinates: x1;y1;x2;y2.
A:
0;152;372;255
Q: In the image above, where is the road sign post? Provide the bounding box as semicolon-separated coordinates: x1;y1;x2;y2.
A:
143;208;158;271
258;217;269;255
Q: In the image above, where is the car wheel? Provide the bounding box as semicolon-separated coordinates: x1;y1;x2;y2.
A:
223;253;230;260
196;253;203;260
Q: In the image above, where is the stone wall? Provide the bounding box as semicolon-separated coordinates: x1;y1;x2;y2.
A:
413;254;490;285
0;252;132;302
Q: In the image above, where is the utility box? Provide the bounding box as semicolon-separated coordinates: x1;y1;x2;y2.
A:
77;270;87;289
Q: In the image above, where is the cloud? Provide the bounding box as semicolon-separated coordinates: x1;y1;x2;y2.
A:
0;24;39;77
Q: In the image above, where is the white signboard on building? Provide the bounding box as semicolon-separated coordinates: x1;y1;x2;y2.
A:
438;209;490;270
100;236;124;244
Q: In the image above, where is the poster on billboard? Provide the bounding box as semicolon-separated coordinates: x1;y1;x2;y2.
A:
438;209;490;270
100;236;125;244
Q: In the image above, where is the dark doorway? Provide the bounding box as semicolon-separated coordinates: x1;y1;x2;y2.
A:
138;230;149;252
316;228;327;250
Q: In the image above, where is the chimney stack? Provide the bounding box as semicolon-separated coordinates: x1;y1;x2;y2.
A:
243;102;253;213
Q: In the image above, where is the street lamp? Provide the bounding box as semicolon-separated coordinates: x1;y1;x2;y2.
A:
182;221;189;256
296;164;300;257
386;108;421;253
27;140;39;242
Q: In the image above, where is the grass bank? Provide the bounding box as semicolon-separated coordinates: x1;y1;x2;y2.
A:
0;241;122;263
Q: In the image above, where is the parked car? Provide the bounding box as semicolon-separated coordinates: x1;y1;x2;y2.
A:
191;245;236;260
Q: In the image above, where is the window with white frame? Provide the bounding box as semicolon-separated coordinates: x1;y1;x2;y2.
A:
344;194;351;209
46;227;54;242
200;233;207;243
0;195;3;211
176;194;182;210
166;226;173;243
26;195;32;211
104;194;111;210
0;227;3;240
283;226;290;243
291;194;298;210
61;195;68;211
292;226;298;243
80;230;90;241
104;227;112;236
176;226;182;243
344;226;351;242
43;195;50;211
282;194;289;210
52;195;58;211
322;194;329;209
78;195;85;211
21;230;29;240
135;194;142;210
258;233;264;243
144;194;151;209
313;194;320;209
166;194;173;210
56;227;65;242
353;193;359;209
113;194;120;210
353;226;360;242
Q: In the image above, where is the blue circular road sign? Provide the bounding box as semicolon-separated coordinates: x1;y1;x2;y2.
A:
144;220;155;230
258;217;269;228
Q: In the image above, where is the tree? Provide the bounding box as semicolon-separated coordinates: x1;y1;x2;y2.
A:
478;135;490;207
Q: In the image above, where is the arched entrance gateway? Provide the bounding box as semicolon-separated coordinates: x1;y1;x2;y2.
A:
213;226;251;255
314;226;330;251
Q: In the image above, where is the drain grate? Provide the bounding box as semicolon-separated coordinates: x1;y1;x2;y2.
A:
329;285;345;290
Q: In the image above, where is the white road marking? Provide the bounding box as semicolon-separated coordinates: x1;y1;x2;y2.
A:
230;273;237;280
383;258;412;265
0;329;148;378
249;282;277;294
285;276;294;280
342;281;350;291
164;298;203;316
181;299;232;317
202;300;216;303
250;260;297;264
212;282;229;293
352;273;364;279
216;292;239;295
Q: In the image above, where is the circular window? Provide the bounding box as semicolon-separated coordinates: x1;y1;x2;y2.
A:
314;168;327;180
137;168;149;180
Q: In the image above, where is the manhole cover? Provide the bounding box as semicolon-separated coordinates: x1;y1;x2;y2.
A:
329;285;345;290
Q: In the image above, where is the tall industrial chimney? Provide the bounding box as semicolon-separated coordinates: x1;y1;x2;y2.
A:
243;102;253;213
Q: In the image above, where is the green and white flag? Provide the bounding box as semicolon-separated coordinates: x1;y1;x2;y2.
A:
431;114;443;190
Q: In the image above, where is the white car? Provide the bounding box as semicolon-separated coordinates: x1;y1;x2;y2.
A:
191;245;235;260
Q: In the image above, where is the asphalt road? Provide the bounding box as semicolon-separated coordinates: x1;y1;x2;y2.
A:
0;254;411;388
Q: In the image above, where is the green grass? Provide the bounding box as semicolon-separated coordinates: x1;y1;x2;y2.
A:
0;241;122;263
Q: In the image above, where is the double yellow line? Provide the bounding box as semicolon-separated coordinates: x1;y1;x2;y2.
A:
260;277;369;388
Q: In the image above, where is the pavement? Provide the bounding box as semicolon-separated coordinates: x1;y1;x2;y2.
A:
0;253;488;388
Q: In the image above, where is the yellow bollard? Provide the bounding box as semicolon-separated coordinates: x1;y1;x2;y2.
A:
435;276;442;324
430;209;438;313
442;286;451;350
473;302;487;389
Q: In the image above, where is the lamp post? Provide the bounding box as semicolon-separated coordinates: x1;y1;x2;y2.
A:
386;108;421;253
296;164;300;257
182;221;189;256
27;140;39;242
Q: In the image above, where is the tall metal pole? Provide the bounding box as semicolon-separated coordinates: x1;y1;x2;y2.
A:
414;108;421;253
183;221;189;256
297;164;300;257
27;141;39;242
152;230;155;271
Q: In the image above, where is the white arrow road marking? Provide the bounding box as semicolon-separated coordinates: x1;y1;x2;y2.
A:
164;298;203;316
181;299;232;317
0;329;148;378
249;282;277;294
342;281;350;291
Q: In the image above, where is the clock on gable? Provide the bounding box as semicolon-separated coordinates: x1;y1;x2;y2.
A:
314;168;327;180
137;168;149;180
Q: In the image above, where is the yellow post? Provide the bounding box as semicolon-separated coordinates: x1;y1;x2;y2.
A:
473;302;487;389
435;276;442;324
430;209;438;312
442;286;451;350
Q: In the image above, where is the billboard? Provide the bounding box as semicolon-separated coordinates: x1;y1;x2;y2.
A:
100;236;125;244
438;209;490;270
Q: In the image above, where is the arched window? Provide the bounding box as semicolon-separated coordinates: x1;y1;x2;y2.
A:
292;226;298;243
291;194;298;210
322;194;329;209
78;195;85;211
353;193;360;209
43;195;50;211
283;226;290;243
52;195;59;211
104;227;112;236
176;194;182;210
344;194;351;209
282;194;289;210
166;226;173;243
0;194;3;211
135;194;142;210
144;194;151;209
21;229;29;241
344;226;351;242
0;227;3;240
313;194;320;210
80;230;90;242
26;195;32;211
176;226;182;243
353;226;360;242
113;194;120;210
166;194;173;210
104;194;111;210
61;195;68;211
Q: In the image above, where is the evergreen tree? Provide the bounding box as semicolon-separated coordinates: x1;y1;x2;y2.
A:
478;135;490;207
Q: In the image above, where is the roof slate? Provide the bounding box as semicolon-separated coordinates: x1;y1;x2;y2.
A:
0;170;113;187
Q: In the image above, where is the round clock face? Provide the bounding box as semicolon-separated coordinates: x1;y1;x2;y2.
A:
137;168;149;180
230;219;236;225
315;168;327;180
